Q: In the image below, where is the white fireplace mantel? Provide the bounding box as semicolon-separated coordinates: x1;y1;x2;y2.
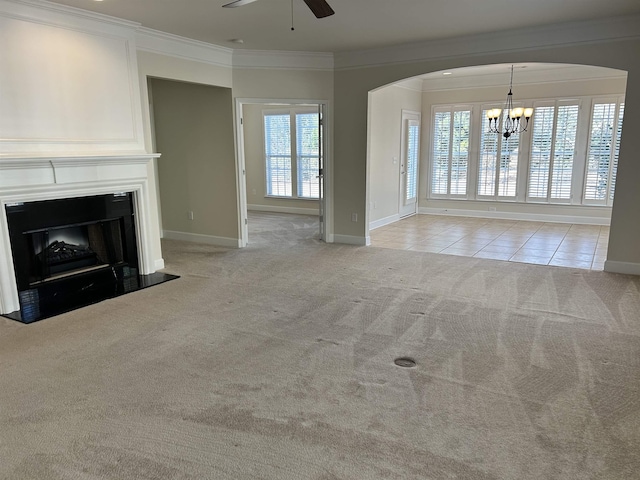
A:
0;153;162;315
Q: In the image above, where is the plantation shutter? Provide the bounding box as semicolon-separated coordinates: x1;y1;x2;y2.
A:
451;111;470;195
478;111;498;197
295;113;320;199
431;107;470;197
584;102;616;202
498;110;520;198
610;103;624;203
264;113;292;197
550;104;579;200
431;111;451;195
528;103;579;201
528;105;555;199
478;108;519;198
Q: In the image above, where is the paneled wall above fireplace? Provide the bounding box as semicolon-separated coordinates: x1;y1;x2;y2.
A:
0;0;146;157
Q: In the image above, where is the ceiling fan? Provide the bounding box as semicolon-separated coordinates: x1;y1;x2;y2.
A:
222;0;335;19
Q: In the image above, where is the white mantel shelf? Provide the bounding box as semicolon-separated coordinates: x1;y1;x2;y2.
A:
0;154;161;169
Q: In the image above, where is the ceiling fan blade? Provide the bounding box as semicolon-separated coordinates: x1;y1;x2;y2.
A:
222;0;260;8
302;0;335;18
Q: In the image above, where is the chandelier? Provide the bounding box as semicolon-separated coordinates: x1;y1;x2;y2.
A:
487;65;533;139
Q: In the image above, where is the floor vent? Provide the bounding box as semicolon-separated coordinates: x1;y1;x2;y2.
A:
394;357;416;368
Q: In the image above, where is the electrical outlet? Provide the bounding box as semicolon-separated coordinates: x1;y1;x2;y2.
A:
489;207;497;212
351;213;358;222
188;211;194;220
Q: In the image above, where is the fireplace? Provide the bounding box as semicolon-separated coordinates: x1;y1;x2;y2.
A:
3;192;177;323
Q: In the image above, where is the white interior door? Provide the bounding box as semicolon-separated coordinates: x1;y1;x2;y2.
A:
399;111;421;217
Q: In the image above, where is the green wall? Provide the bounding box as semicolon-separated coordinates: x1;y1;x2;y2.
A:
150;78;238;243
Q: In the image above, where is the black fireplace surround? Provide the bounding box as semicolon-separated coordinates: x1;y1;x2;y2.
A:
4;193;177;323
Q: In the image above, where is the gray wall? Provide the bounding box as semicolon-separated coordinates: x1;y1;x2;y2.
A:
150;78;238;242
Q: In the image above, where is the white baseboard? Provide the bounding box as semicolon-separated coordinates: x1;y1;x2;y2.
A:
370;214;400;230
163;230;241;248
604;260;640;276
154;258;165;271
418;207;610;226
333;234;369;246
248;204;319;216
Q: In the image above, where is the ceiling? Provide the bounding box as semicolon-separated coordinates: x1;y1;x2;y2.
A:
47;0;640;53
412;63;627;90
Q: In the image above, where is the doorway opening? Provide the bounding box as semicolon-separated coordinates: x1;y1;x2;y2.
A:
367;63;627;271
235;99;330;247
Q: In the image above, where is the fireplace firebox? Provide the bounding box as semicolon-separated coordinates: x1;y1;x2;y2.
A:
4;193;177;323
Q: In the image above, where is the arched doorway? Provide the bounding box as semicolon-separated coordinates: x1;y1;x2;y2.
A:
367;63;627;271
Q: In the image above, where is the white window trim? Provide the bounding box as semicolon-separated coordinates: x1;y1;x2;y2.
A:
262;107;320;200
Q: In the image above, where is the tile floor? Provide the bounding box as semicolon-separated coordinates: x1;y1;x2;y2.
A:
370;215;609;270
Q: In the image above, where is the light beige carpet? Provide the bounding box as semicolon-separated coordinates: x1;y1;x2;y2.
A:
1;214;639;479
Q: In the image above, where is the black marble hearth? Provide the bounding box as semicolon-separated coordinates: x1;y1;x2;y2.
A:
3;270;178;324
3;193;178;324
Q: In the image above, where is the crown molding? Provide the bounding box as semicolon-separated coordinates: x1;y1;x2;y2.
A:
334;14;640;70
135;27;233;68
134;30;333;71
233;49;334;71
0;0;140;34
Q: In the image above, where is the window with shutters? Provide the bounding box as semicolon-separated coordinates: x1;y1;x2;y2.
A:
478;108;521;199
264;110;320;199
584;98;624;206
429;96;624;207
296;113;320;199
431;107;471;197
527;102;579;203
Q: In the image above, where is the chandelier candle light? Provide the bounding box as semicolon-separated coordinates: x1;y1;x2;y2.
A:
487;65;533;139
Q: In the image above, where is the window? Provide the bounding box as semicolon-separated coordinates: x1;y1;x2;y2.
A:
527;102;579;202
584;99;624;206
295;113;320;199
479;108;521;198
264;114;292;196
431;107;471;197
406;122;420;201
429;95;625;206
264;110;320;199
